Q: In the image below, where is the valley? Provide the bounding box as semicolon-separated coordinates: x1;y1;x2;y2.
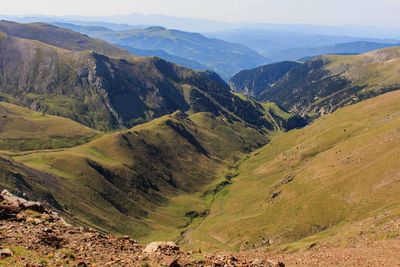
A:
183;90;400;251
0;18;399;266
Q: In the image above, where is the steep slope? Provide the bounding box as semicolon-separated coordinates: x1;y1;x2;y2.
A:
0;102;101;151
0;20;134;59
186;91;400;251
256;47;400;119
0;22;281;132
86;26;268;80
229;61;302;96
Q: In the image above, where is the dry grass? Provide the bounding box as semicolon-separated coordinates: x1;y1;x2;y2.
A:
188;91;400;251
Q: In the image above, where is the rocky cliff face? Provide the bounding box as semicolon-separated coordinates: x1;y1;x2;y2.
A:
229;61;302;96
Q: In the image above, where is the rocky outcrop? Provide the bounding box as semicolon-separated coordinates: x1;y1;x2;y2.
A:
144;241;179;253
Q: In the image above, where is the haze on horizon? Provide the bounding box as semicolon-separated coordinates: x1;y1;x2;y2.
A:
2;0;400;27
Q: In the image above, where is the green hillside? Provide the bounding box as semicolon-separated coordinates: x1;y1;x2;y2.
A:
186;90;400;251
8;106;295;240
0;102;101;151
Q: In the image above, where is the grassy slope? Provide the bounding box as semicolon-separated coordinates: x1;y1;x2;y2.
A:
188;91;400;251
0;102;101;151
325;47;400;89
10;109;286;241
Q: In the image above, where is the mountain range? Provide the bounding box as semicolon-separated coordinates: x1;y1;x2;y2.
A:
4;13;400;38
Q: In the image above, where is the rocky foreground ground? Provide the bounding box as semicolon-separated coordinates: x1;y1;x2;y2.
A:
1;189;400;266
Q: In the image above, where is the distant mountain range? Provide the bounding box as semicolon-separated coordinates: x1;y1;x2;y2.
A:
207;29;400;60
274;41;400;61
3;13;400;38
49;22;268;80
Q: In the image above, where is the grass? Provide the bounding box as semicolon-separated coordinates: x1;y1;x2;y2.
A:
187;90;400;251
0;246;48;266
0;102;101;151
322;47;400;97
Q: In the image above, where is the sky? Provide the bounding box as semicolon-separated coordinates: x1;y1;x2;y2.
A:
1;0;400;26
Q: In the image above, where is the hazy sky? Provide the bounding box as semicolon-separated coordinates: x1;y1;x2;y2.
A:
2;0;400;26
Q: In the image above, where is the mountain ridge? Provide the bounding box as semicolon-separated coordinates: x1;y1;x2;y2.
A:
230;47;400;120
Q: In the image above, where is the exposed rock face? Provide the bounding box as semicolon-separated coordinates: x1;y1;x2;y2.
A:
229;61;302;96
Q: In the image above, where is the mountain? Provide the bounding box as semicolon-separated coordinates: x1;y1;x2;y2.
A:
0;21;280;131
75;25;268;80
229;61;302;96
230;47;400;120
184;90;400;251
0;20;134;59
279;41;400;61
50;22;113;35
